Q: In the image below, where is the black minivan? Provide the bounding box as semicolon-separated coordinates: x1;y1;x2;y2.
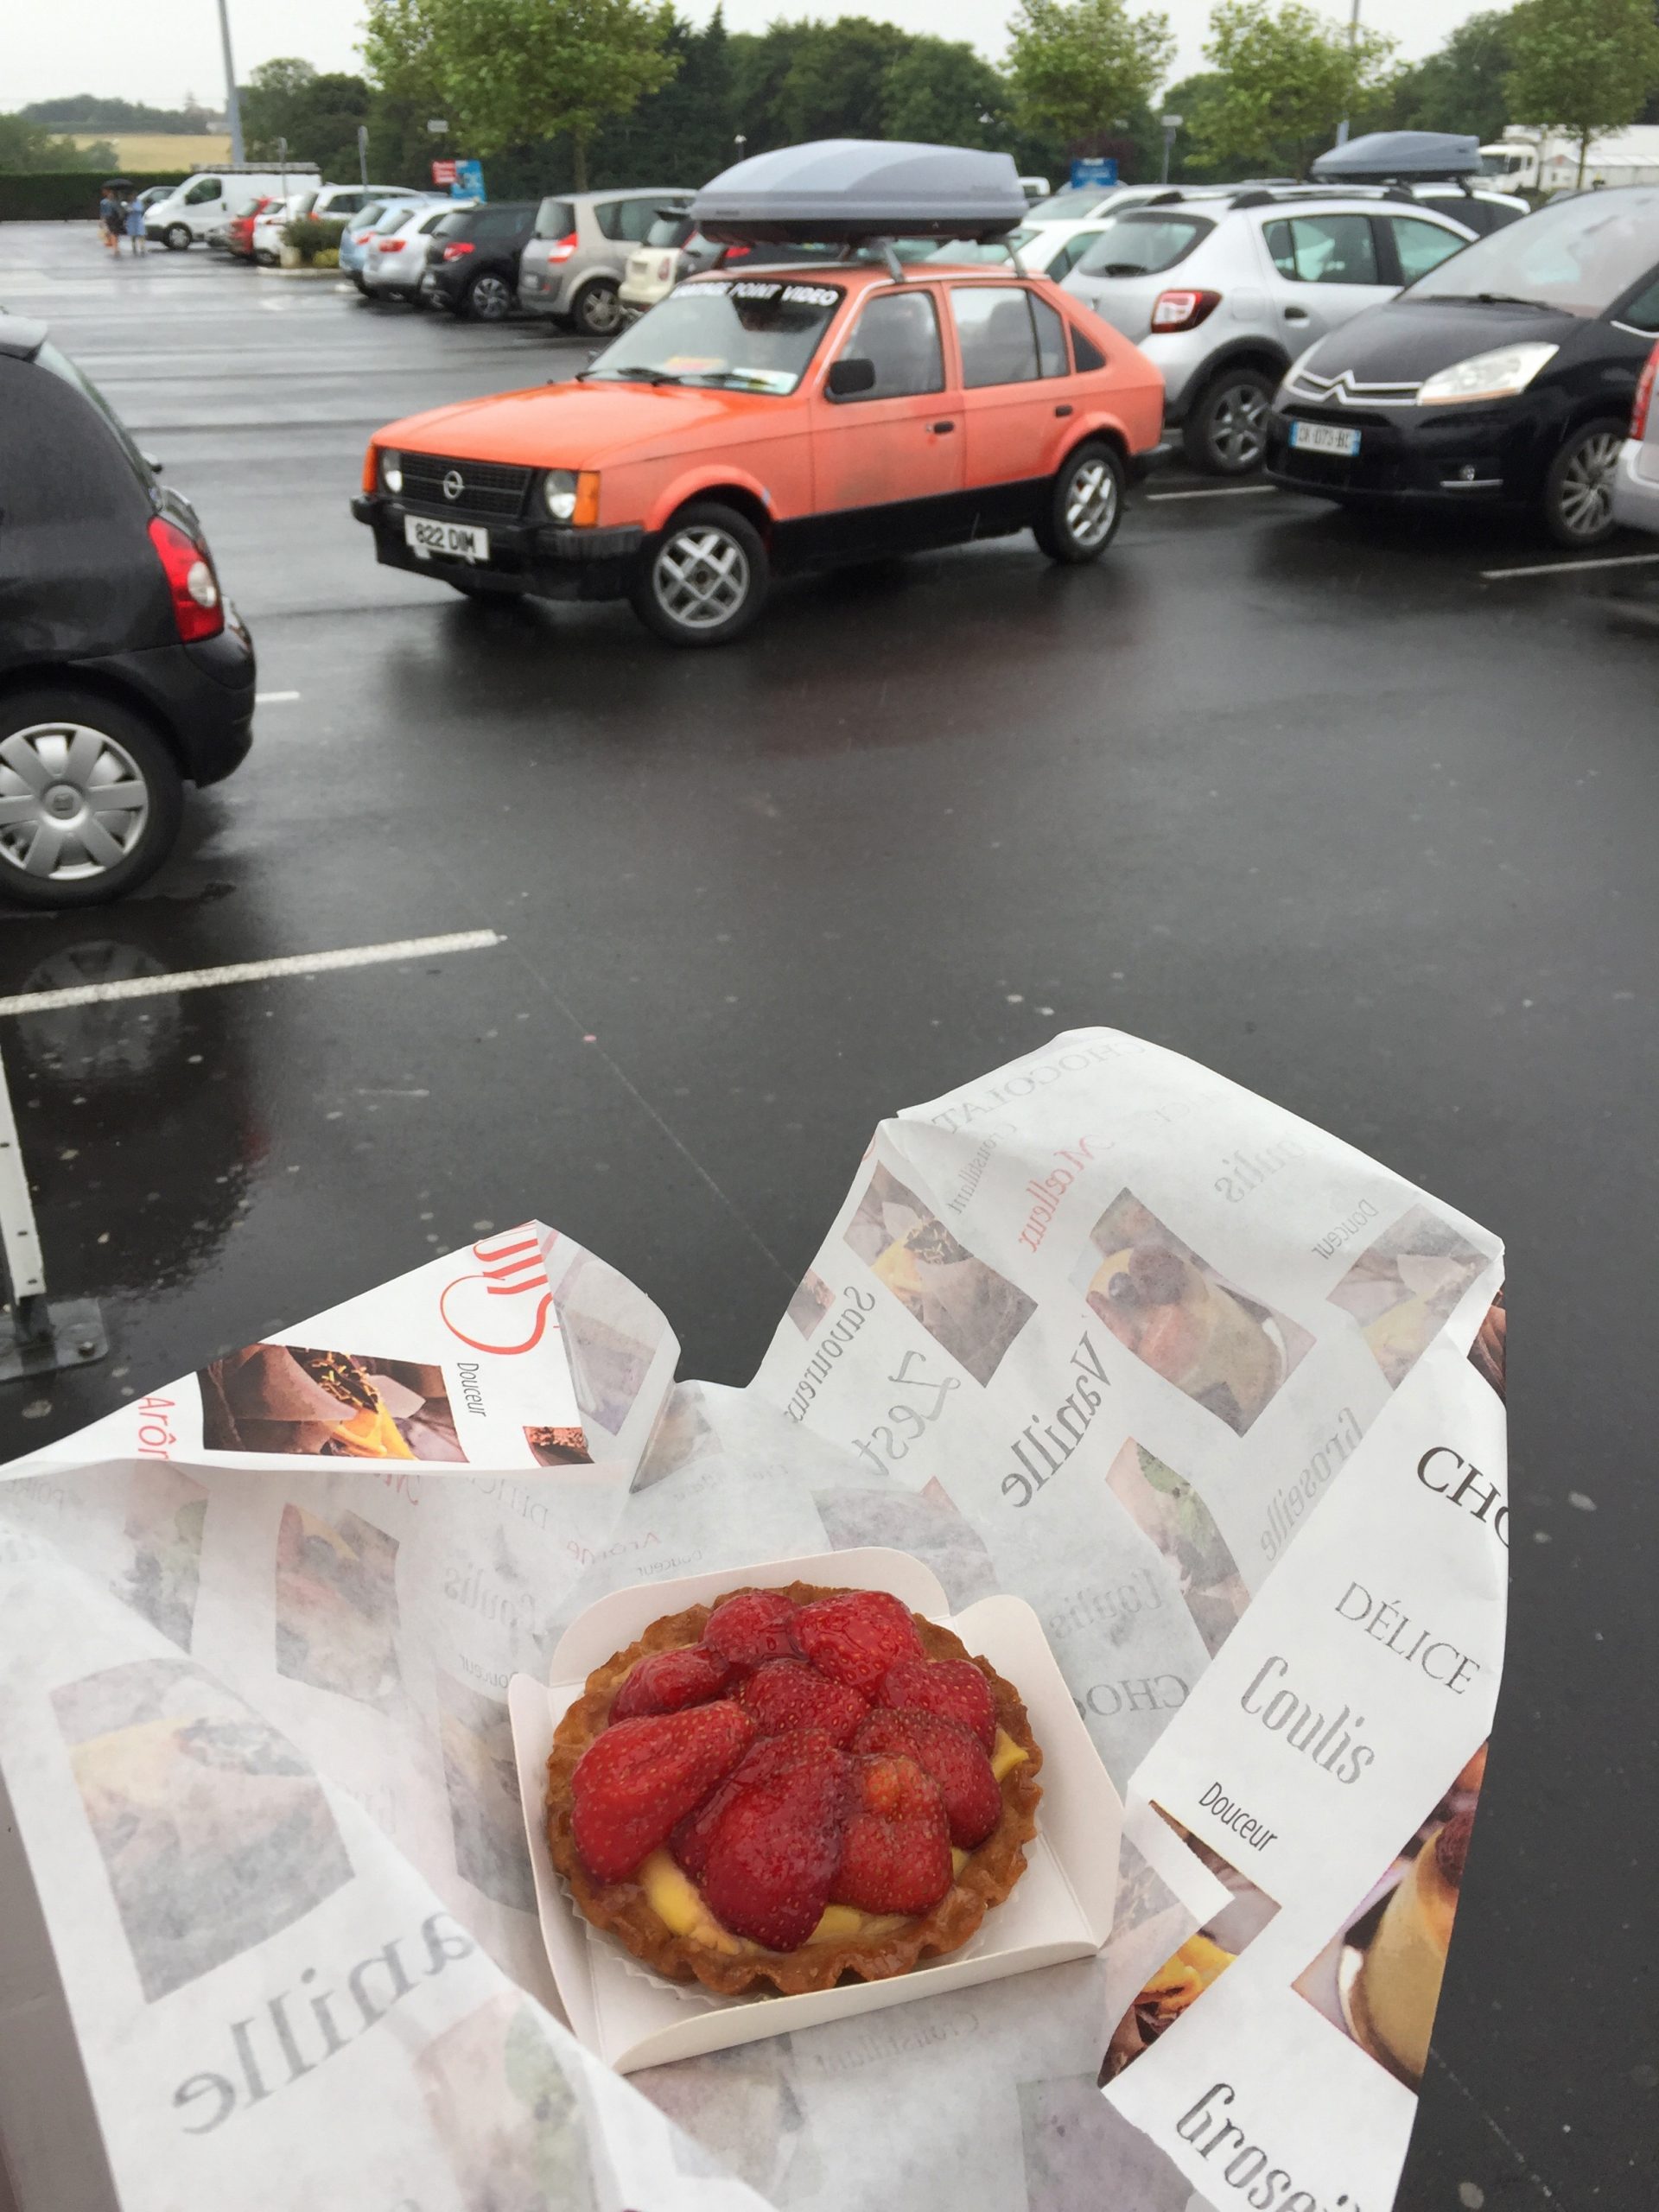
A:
0;318;253;907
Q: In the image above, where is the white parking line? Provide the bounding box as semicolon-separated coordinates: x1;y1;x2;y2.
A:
1480;551;1659;581
0;930;503;1018
255;690;301;703
1146;485;1280;502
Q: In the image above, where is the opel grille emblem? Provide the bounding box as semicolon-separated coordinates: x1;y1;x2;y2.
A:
442;469;464;502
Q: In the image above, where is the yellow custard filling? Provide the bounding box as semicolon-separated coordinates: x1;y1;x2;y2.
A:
633;1726;1030;1956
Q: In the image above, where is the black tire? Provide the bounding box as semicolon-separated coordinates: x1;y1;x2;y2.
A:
1542;418;1625;549
164;224;191;251
352;272;370;295
464;271;514;321
630;502;769;648
1033;441;1126;563
1182;365;1275;475
573;278;623;338
0;689;184;910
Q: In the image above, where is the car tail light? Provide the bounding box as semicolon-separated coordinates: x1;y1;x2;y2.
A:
543;230;579;262
378;238;406;254
352;229;373;244
1150;288;1221;332
1633;341;1659;441
442;241;475;261
147;514;223;643
721;244;752;264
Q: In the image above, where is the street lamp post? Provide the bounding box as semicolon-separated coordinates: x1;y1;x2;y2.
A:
1335;0;1360;147
216;0;245;163
1160;114;1183;185
734;133;747;162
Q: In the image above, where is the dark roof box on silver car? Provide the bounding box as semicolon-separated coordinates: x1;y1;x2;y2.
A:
1311;130;1482;182
691;138;1029;243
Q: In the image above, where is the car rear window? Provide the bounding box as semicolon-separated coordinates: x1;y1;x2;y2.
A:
596;197;679;243
1026;187;1110;220
535;197;576;239
1075;213;1214;277
645;214;696;248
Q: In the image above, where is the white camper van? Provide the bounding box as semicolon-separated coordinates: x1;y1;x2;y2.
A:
144;164;322;250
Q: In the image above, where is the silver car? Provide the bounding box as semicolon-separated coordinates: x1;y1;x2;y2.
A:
1612;340;1659;534
1063;187;1479;474
362;201;474;302
518;188;694;337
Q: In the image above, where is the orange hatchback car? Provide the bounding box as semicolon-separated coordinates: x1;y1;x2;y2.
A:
354;257;1163;645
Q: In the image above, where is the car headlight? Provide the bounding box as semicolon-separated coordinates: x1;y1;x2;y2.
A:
543;468;579;521
1276;343;1321;405
1418;344;1559;406
378;448;403;494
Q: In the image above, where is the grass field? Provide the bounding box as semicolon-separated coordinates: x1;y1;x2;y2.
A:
70;133;232;168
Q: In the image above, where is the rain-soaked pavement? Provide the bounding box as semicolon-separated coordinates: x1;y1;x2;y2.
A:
1;220;1656;2207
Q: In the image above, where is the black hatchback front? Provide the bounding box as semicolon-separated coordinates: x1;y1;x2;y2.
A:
0;318;253;906
1267;188;1659;545
418;202;538;321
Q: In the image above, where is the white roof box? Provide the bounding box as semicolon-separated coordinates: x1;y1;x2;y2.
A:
1310;130;1482;182
690;138;1029;244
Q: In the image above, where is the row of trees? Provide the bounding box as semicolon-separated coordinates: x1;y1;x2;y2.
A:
227;0;1659;200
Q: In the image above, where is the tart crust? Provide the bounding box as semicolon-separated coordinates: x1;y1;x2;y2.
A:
546;1581;1043;1995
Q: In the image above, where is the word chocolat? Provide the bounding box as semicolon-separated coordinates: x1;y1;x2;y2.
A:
1416;1446;1509;1547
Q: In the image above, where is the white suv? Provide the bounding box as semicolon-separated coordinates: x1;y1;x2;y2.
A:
1062;188;1481;473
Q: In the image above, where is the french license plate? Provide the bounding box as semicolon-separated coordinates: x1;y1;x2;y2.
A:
404;515;489;563
1290;420;1361;458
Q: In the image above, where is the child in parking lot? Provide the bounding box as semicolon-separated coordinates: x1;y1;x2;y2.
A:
124;199;146;254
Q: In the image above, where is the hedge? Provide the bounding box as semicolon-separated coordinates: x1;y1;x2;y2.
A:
0;171;188;222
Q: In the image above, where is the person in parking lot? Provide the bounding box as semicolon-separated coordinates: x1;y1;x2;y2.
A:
124;197;147;255
99;190;122;254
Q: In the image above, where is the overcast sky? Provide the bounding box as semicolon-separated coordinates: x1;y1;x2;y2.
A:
9;0;1485;115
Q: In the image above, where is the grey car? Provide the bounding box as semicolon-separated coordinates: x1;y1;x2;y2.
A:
1611;340;1659;535
361;200;474;302
518;188;695;337
1063;186;1479;474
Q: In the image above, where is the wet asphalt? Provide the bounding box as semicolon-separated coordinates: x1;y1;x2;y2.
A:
1;221;1656;2209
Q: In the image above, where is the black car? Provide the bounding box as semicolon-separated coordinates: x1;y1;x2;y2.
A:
1267;187;1659;545
0;319;253;908
419;202;538;321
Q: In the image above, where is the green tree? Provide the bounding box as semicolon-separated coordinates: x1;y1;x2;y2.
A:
1504;0;1659;182
0;114;113;171
881;35;1011;146
1195;0;1397;178
241;60;373;181
1386;8;1518;143
363;0;679;189
1007;0;1176;149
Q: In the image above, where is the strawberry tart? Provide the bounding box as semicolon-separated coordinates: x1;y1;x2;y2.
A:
545;1583;1043;1994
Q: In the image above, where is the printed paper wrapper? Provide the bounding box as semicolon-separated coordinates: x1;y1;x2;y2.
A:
0;1029;1506;2212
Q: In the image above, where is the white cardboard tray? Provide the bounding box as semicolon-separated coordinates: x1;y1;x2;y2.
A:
510;1548;1123;2072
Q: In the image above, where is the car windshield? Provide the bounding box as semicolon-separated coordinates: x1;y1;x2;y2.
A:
1404;188;1659;315
1075;213;1214;277
583;276;844;393
645;213;696;248
1026;187;1109;220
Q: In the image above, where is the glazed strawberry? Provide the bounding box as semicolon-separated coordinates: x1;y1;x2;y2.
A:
853;1709;1002;1848
570;1701;754;1882
795;1589;924;1697
831;1751;954;1915
702;1589;801;1675
738;1660;869;1747
880;1656;997;1752
699;1729;851;1948
610;1643;734;1722
670;1728;837;1879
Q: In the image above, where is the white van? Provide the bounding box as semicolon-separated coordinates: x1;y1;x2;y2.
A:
144;165;321;251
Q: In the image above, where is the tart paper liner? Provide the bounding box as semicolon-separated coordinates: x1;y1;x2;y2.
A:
545;1581;1044;1997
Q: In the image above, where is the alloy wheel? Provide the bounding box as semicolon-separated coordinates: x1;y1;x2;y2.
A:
470;275;512;320
579;283;622;335
652;526;750;632
0;723;150;884
1211;381;1269;470
1065;456;1119;548
1556;430;1623;540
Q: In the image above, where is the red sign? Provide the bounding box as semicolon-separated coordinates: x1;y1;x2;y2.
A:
430;159;457;186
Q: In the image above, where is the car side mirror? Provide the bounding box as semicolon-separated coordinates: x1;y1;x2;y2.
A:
826;355;877;399
143;453;163;473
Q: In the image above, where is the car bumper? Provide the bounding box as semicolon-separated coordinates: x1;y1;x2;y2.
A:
419;269;471;309
352;493;645;600
1611;435;1659;536
517;268;575;316
1264;401;1536;506
74;614;256;787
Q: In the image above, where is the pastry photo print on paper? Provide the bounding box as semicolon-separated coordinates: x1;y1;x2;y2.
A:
52;1656;353;2003
1075;1192;1313;1435
1325;1203;1487;1392
115;1462;209;1653
274;1505;403;1710
845;1160;1037;1386
1103;1438;1250;1661
199;1344;464;1461
435;1671;537;1914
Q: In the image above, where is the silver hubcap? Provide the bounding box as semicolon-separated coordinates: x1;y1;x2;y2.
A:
1065;456;1118;547
1211;382;1268;469
653;527;749;630
0;723;149;882
1557;432;1622;538
474;276;509;317
582;287;620;333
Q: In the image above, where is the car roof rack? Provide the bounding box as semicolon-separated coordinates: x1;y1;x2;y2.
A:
690;139;1028;248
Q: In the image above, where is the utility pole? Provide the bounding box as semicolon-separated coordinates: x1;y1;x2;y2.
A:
217;0;245;163
1334;0;1360;147
358;123;370;188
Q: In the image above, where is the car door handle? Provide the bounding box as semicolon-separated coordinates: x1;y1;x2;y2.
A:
1284;306;1309;321
1054;404;1073;417
930;420;955;434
